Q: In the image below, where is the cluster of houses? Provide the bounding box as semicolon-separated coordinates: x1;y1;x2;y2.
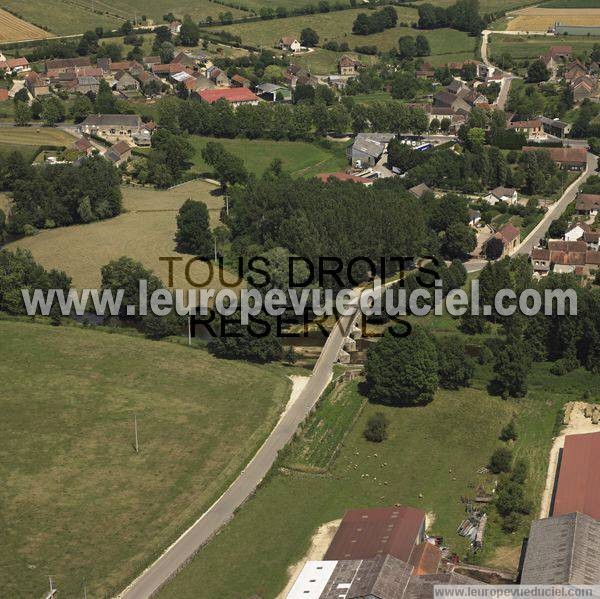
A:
531;191;600;277
540;45;600;103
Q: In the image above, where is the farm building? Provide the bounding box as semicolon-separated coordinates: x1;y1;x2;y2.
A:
554;22;600;36
104;140;131;166
576;194;600;218
552;431;600;520
347;133;395;167
197;88;260;107
324;506;426;562
78;114;142;142
287;554;478;599
522;146;587;171
520;512;600;583
316;172;374;186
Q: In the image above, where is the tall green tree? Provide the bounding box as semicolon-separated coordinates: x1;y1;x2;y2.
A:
366;326;439;406
175;199;214;256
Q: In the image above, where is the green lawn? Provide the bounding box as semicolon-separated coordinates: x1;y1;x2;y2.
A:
188;136;349;178
490;33;600;62
0;319;292;598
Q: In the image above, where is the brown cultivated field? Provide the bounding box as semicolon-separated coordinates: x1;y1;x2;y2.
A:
4;179;236;292
507;7;600;31
0;7;51;42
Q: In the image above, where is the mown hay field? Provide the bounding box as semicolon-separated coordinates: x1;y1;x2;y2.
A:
0;126;77;148
0;319;291;598
507;7;600;31
0;7;51;42
4;179;235;292
0;0;121;36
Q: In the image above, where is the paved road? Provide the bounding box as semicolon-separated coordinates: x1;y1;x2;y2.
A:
512;151;598;256
119;292;368;599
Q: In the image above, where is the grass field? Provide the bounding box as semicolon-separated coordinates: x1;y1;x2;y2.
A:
188;136;349;178
0;319;292;598
4;179;232;290
157;360;600;599
0;7;51;42
507;7;600;31
214;10;477;72
489;33;600;61
212;6;417;48
0;0;122;36
0;126;77;156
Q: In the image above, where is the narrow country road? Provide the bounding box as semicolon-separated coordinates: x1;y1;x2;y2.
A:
512;150;598;256
118;290;369;598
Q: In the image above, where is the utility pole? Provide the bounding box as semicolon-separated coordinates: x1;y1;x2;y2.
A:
134;415;139;453
84;583;88;599
225;195;229;215
214;238;218;262
188;313;192;346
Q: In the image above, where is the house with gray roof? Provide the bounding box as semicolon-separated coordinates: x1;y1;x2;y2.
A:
347;132;395;167
78;114;142;142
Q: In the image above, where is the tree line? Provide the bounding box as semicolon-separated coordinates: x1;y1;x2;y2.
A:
155;95;430;142
352;6;398;35
417;0;484;35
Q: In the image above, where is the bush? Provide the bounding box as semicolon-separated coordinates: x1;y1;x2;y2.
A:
363;412;389;443
501;512;521;533
499;417;517;442
489;447;512;474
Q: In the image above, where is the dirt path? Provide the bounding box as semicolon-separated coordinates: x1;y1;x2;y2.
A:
539;402;600;518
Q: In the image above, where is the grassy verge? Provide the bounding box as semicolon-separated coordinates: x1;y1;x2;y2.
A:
283;377;366;473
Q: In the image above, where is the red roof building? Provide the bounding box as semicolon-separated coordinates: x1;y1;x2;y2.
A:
553;432;600;520
324;506;426;562
316;172;374;185
197;87;260;106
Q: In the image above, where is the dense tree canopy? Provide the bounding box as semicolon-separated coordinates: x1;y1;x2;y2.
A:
366;325;439;406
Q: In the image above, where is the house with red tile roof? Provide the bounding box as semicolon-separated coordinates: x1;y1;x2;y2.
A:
197;87;260;107
316;172;374;186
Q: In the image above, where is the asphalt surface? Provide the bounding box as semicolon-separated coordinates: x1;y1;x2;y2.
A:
118;298;364;599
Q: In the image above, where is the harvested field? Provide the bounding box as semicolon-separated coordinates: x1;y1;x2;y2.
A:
507;7;600;31
4;180;235;292
0;126;77;148
0;7;51;42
